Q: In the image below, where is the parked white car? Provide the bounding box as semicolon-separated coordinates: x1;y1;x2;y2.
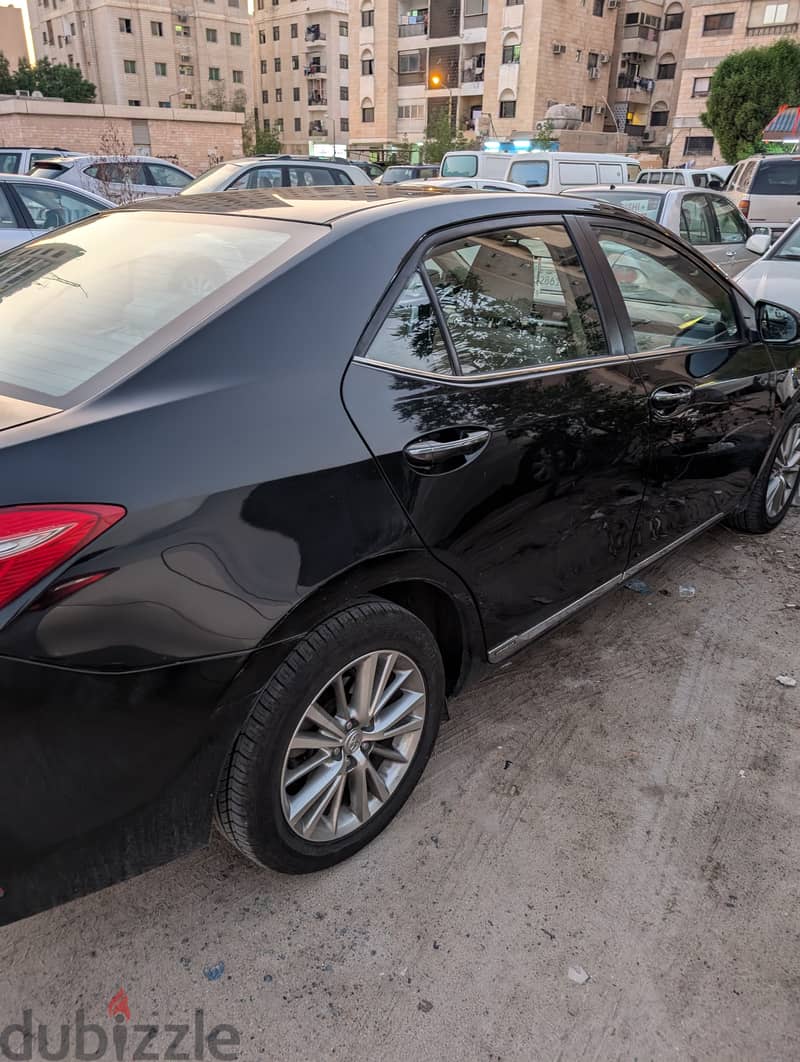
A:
736;217;800;312
0;146;82;176
396;177;526;192
0;174;114;252
440;150;641;189
179;156;374;194
29;155;194;202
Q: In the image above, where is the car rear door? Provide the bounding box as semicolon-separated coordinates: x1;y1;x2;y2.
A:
343;212;651;659
582;217;776;568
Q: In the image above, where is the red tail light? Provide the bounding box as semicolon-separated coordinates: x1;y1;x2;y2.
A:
738;196;750;217
0;504;125;609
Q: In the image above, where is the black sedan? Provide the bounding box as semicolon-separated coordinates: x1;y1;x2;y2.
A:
1;188;798;925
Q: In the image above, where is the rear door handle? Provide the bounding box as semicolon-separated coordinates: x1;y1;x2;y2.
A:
404;428;490;467
650;384;695;413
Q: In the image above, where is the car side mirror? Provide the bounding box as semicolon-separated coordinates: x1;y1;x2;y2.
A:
757;301;800;345
746;232;770;255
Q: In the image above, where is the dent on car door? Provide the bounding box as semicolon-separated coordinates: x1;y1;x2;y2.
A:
588;221;776;566
343;216;651;658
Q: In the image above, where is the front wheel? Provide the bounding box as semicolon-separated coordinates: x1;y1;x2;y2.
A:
216;600;445;873
728;411;800;533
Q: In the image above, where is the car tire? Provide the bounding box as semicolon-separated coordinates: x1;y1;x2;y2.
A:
728;408;800;534
216;599;445;874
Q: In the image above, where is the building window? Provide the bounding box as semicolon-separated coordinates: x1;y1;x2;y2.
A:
499;98;516;118
257;0;264;7
502;44;520;64
398;103;424;118
663;6;683;30
702;12;734;34
261;59;268;73
208;66;221;80
361;8;374;27
684;135;714;155
292;117;300;131
228;0;240;6
264;118;271;131
362;58;374;75
151;20;163;36
292;55;299;69
233;69;244;83
398;52;420;73
341;117;349;131
159;101;171;108
692;76;711;97
339;20;348;35
128;99;141;106
340;85;349;100
175;23;190;36
506;0;523;5
179;63;194;75
123;59;136;73
272;0;279;6
206;28;217;42
262;89;269;102
650;107;669;126
581;105;593;122
273;26;280;40
259;29;266;43
291;22;298;37
656;60;676;79
274;57;281;71
593;0;604;15
764;3;789;23
230;31;241;45
292;86;300;100
118;17;132;33
275;118;283;132
340;54;349;69
362;105;375;122
275;87;282;101
154;61;167;76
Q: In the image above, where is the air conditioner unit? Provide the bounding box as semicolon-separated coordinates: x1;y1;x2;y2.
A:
176;13;188;22
643;129;654;141
15;89;30;97
608;0;619;7
594;104;605;115
552;42;566;54
599;52;610;63
588;67;600;79
180;54;191;62
184;92;193;100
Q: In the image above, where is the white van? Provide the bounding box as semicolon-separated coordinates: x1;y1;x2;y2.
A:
440;150;641;190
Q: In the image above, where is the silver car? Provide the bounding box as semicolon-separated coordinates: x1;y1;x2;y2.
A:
736;218;800;312
29;155;194;202
396;177;526;192
570;183;759;276
179;156;374;194
0;173;113;252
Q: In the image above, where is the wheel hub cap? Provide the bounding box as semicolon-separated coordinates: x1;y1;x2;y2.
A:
766;423;800;519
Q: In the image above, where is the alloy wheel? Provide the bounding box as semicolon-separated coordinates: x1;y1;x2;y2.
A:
280;650;427;842
766;423;800;519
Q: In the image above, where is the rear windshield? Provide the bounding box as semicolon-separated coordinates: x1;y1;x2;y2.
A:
771;221;800;259
750;159;800;195
572;189;663;221
441;155;479;178
0;211;320;406
179;162;243;195
508;160;549;187
28;162;68;180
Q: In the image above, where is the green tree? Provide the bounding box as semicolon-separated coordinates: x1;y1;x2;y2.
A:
422;109;467;164
532;118;555;150
13;57;95;102
250;127;282;155
701;38;800;162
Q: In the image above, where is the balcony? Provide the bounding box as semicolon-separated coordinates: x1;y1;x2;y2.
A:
309;123;328;136
305;26;326;42
747;22;799;36
625;122;647;137
461;62;484;94
304;65;327;76
308;95;328;107
622;24;659;56
399;22;427;36
616;73;655;104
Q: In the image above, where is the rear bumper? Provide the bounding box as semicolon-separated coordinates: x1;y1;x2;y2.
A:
0;651;267;925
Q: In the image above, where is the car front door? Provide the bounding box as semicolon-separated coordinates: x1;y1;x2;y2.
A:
10;183;105;232
707;192;758;275
585;219;777;568
146;162;193;196
0;184;32;251
343;214;651;658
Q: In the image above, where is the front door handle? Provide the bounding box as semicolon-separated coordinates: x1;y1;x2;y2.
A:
725;250;737;258
404;428;491;467
650;383;695;414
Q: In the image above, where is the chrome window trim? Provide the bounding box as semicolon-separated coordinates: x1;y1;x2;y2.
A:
352;350;633;384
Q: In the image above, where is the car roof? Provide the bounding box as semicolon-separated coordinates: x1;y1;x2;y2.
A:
230;155;360;167
37;154;188;165
120;185;644;227
571;183;671;195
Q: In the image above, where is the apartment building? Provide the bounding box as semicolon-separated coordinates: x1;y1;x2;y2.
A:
26;0;254;113
348;0;620;159
253;0;349;155
0;4;29;67
668;0;800;166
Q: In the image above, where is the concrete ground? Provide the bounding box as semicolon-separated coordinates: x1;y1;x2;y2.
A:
2;514;799;1061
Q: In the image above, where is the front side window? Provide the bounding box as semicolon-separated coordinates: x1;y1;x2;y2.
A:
710;196;748;242
0;186;18;227
287;166;353;187
366;271;452;374
423;223;608;374
229;165;282;189
15;185;103;228
679;195;716;245
147;164;192;188
595;226;739;352
441;154;478;177
0;152;22;174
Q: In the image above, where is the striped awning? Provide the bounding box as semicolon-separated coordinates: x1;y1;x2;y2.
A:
763;105;800;141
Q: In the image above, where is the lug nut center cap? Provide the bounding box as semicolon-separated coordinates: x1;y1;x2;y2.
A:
344;729;363;755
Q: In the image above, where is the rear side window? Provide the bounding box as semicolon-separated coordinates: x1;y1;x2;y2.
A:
599;163;625;183
230;165;282;189
0;152;22;174
366;271;452;374
710;195;748;242
287;166;353;186
85;163;148;184
751;160;800;195
0;212;318;403
557;162;597;186
575;190;663;221
441;155;478;178
507;160;549;187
